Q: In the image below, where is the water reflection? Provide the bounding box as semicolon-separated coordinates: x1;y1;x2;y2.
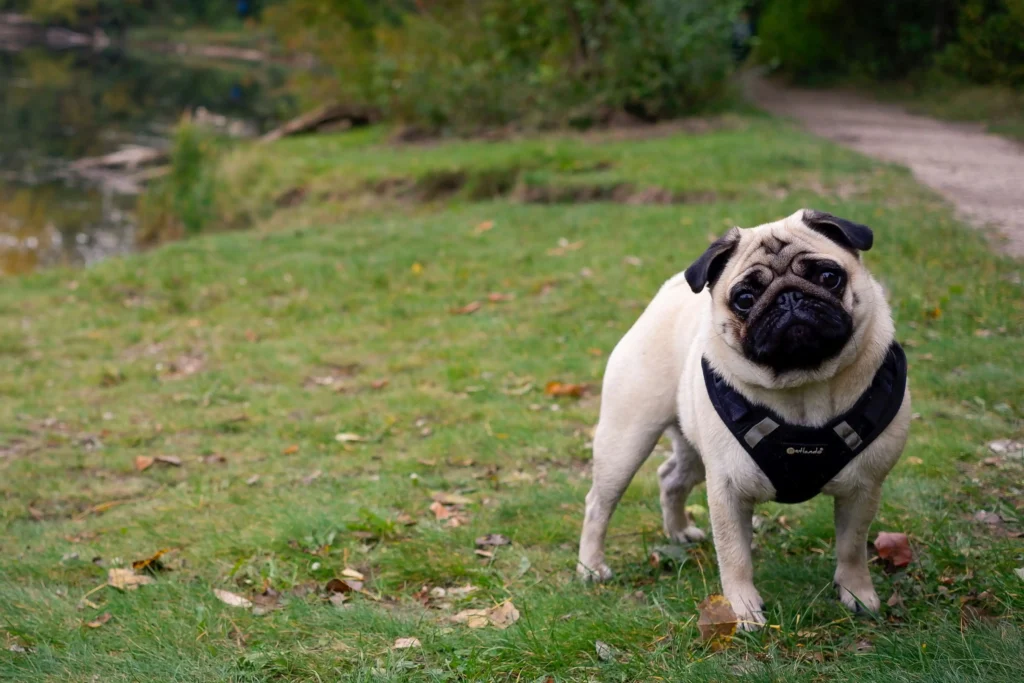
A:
0;46;291;275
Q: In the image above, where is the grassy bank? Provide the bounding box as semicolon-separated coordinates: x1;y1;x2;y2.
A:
873;82;1024;143
1;115;1022;681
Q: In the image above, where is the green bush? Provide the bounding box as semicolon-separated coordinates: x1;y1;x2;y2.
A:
266;0;742;131
137;116;222;244
756;0;1024;86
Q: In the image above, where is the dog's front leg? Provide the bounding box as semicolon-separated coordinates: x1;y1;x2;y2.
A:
833;485;882;613
706;477;764;629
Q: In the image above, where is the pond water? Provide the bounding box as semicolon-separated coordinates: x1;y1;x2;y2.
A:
0;46;292;276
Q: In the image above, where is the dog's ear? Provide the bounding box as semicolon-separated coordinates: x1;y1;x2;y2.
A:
685;228;740;293
802;209;873;252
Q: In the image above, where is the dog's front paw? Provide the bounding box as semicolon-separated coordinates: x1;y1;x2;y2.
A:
666;524;706;544
724;586;766;631
577;561;613;583
835;578;880;614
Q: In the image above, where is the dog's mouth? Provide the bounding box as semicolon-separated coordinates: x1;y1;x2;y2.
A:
742;292;852;372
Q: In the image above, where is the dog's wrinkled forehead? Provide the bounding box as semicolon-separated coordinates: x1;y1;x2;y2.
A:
729;212;844;279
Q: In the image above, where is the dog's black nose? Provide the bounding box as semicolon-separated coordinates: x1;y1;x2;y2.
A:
776;290;805;310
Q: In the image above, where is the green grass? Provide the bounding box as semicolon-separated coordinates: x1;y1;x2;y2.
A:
872;81;1024;143
1;116;1022;681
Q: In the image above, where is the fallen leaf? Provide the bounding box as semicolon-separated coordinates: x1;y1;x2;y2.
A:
697;594;738;642
371;379;389;390
107;568;154;591
887;590;904;608
393;637;421;649
131;548;171;573
85;612;112;628
341;568;365;581
623;255;643;267
244;329;259;342
595;639;618;662
874;531;913;568
134;456;154;471
487;600;520;629
906;456;924;465
335;432;366;443
474;549;494;559
245;474;260;486
452;608;490;628
325;578;364;594
544;381;586;398
451;301;482;315
475;534;511;547
429;500;453;521
988;439;1023;458
587;347;603;356
301;470;323;486
473;220;494;234
283;444;300;455
1014;567;1024;581
432;492;473;506
973;510;1003;526
155;455;182;467
213;589;252;608
487;292;515;303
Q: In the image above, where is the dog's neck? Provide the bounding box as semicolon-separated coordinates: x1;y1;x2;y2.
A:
706;296;895;428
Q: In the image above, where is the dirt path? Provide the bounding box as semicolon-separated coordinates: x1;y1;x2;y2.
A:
748;76;1024;257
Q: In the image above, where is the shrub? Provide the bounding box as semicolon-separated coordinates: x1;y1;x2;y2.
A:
755;0;1024;86
137;116;221;244
265;0;742;131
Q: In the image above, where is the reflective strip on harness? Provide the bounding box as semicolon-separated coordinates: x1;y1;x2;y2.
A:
833;421;863;450
744;418;780;448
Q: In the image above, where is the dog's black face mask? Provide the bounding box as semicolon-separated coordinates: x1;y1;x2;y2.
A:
733;262;853;372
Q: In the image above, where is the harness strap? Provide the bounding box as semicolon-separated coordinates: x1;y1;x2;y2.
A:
702;343;907;504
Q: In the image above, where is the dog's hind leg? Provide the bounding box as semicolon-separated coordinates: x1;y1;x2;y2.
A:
658;424;706;543
578;416;667;581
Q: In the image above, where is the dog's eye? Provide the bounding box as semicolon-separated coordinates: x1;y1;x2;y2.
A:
816;270;843;290
732;291;756;313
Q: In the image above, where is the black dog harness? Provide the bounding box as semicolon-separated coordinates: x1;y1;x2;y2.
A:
702;343;907;504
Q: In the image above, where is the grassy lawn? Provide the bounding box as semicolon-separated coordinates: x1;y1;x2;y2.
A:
872;82;1024;143
1;116;1022;681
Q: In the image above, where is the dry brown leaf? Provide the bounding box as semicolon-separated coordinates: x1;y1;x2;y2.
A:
393;637;421;649
432;492;473;506
134;456;154;472
473;220;495;234
544;381;586;398
595;639;617;662
282;444;300;455
131;548;171;572
451;300;482;315
888;589;905;608
487;600;520;629
371;379;389;390
155;455;182;467
429;500;453;521
325;578;364;594
341;568;365;581
874;531;913;568
474;549;494;559
85;612;112;629
107;568;154;591
697;594;738;642
487;292;515;303
213;589;252;608
452;608;490;629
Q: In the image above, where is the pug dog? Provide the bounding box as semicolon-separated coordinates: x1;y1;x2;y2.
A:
577;209;911;628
